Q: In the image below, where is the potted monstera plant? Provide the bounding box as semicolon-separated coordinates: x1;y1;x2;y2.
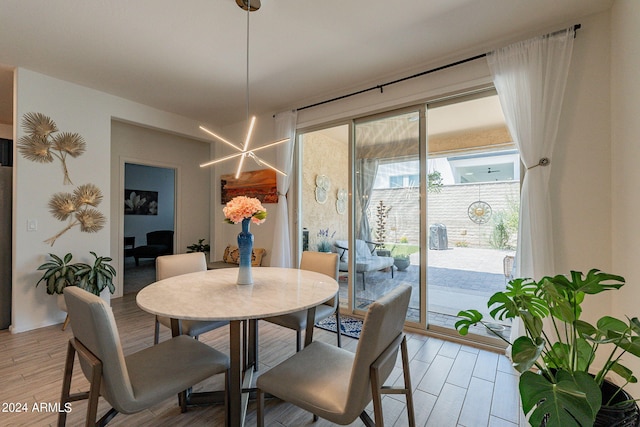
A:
456;269;640;427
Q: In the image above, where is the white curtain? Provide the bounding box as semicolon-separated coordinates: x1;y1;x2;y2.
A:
355;158;379;241
270;110;298;267
488;27;575;342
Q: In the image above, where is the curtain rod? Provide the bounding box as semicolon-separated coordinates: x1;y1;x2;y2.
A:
294;24;581;113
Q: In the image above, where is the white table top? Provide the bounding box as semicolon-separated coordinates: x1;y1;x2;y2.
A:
136;267;339;321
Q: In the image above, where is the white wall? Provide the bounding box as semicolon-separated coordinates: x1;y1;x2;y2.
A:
611;0;640;396
13;68;213;332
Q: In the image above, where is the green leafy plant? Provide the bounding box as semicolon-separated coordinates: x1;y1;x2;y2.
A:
389;243;419;260
36;253;80;295
74;252;116;296
455;270;640;427
489;212;512;250
187;238;210;253
316;228;336;252
36;252;116;296
428;170;443;193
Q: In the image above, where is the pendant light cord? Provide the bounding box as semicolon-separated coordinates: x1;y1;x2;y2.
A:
245;0;251;124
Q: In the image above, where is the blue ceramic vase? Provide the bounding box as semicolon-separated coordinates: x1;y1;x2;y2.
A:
237;218;254;285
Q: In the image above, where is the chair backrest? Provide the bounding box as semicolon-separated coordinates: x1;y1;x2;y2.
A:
299;251;339;307
146;230;174;251
344;284;411;420
63;286;136;413
156;252;207;281
334;239;377;263
300;251;338;280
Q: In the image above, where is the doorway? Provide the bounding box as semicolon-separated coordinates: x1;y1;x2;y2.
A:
123;163;176;294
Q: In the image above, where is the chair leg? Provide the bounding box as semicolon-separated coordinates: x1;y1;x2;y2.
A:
61;314;70;331
359;411;375;427
57;341;75;427
59;338;105;427
257;388;265;427
224;370;229;427
296;330;302;352
368;335;415;427
179;390;187;413
400;336;416;427
370;357;385;427
83;344;103;427
335;295;342;348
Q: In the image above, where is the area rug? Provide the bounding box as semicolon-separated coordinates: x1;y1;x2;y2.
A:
315;314;362;339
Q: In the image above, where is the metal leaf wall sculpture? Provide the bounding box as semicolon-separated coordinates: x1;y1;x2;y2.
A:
44;184;106;246
18;112;86;185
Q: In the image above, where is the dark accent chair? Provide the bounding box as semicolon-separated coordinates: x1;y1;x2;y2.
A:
124;236;135;258
133;230;174;266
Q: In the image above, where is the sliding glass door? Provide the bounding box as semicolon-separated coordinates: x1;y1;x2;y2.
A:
425;91;517;341
353;108;423;324
297;89;518;346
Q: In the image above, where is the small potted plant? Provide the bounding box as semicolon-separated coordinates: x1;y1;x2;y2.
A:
393;254;410;271
316;228;335;253
390;238;413;271
455;269;640;427
187;238;210;253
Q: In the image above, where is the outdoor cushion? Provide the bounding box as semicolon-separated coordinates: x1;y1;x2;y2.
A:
334;239;394;273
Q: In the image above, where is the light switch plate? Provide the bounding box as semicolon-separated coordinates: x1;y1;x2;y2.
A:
27;219;37;231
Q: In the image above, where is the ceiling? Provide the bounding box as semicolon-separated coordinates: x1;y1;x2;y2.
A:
0;0;613;129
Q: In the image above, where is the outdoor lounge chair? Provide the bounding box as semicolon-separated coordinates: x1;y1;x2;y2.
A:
334;239;394;290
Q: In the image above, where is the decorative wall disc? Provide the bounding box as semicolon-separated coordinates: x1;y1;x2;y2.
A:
336;188;347;214
468;200;492;224
315;175;331;204
315;187;328;204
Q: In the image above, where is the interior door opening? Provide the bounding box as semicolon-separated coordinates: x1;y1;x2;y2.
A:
123;163;176;295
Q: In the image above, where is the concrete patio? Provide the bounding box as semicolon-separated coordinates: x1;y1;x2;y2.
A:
338;246;515;340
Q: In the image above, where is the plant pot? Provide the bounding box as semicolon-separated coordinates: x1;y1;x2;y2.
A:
540;379;640;427
394;257;410;271
595;380;640;427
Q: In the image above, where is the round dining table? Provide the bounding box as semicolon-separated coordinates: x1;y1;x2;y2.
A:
136;266;339;427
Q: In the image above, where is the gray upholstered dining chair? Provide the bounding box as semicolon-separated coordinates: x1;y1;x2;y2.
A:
262;251;341;351
154;252;229;344
257;284;415;427
58;286;229;426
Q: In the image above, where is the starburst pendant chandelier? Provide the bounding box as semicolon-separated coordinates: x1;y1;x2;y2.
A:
200;0;287;178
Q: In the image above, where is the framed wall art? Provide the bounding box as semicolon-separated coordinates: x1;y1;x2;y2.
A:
221;168;278;204
124;189;159;215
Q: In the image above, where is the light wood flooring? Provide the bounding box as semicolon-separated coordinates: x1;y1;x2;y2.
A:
0;293;525;426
